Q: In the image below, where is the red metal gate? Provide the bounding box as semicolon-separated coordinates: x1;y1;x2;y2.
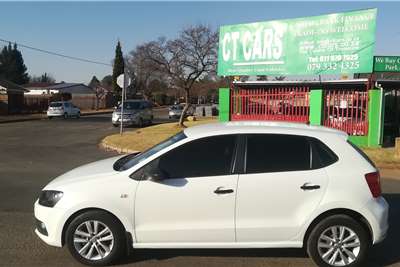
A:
323;90;368;136
230;87;310;122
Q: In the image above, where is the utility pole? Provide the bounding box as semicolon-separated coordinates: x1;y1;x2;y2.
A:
117;69;130;135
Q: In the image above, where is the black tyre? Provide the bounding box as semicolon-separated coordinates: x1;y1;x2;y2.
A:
113;123;119;127
64;113;68;119
77;112;81;119
48;116;53;120
307;215;370;267
65;210;126;266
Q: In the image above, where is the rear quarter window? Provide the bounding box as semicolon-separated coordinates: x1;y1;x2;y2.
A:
309;138;339;169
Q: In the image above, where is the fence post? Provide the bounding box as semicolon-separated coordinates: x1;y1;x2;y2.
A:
367;88;384;147
309;89;323;126
219;88;230;122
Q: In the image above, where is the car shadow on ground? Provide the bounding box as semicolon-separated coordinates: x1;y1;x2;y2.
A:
122;248;307;264
119;193;400;266
365;193;400;266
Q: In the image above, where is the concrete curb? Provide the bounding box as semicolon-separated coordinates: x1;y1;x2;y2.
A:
0;111;112;124
99;139;140;154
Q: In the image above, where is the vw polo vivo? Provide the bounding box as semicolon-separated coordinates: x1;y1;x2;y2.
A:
34;121;388;267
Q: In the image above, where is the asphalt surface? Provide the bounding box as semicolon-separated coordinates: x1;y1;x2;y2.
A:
0;112;399;267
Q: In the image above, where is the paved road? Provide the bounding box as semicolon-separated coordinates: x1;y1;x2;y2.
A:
0;114;399;267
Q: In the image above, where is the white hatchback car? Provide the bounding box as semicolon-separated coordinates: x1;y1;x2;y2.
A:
34;121;388;267
47;101;81;119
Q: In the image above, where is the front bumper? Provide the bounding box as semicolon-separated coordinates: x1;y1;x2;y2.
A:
34;200;65;247
112;115;138;125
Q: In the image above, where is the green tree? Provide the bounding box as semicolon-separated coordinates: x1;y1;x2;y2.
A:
112;41;124;100
30;72;55;83
101;75;112;89
0;43;29;84
88;75;101;88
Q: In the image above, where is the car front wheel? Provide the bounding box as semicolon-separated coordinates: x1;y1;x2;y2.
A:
307;214;370;267
66;210;126;266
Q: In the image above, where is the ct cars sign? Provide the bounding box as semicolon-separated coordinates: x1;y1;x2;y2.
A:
217;9;377;76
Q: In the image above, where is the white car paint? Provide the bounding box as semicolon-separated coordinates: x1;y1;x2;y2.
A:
34;121;388;258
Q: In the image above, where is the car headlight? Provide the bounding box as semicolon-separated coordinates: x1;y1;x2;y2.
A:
38;190;63;207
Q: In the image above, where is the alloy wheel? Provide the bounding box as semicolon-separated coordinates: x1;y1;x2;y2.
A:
317;225;361;266
73;220;114;261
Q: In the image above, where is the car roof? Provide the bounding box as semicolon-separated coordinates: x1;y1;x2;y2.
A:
183;121;348;139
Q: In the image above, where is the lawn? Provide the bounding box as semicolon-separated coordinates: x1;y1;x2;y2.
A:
101;117;217;153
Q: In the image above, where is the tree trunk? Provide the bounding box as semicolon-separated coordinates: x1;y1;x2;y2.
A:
178;89;190;127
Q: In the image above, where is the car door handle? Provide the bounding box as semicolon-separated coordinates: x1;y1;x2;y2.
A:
214;187;234;194
300;183;320;191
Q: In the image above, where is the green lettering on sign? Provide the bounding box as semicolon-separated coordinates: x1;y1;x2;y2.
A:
374;56;400;72
217;9;377;76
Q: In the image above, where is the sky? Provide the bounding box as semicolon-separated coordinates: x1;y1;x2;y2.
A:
0;1;399;84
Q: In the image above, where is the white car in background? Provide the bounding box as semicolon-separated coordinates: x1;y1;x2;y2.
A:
47;101;81;119
168;104;195;119
34;121;388;267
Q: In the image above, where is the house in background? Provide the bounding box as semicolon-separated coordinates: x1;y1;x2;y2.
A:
24;82;58;95
45;82;94;95
0;79;29;114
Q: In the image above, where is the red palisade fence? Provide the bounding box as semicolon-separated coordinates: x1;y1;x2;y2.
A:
323;89;368;136
231;87;310;123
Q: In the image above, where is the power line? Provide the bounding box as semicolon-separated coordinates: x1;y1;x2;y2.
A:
0;38;112;67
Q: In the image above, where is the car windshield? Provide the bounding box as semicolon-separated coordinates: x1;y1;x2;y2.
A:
49;102;62;107
118;101;142;110
113;131;187;171
171;105;183;110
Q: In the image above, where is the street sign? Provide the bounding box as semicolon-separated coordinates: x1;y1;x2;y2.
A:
116;74;131;88
374;56;400;72
217;8;377;76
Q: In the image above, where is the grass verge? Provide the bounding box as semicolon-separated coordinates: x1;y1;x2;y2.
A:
101;117;217;153
363;147;400;169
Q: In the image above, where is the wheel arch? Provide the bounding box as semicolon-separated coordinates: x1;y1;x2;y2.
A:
61;207;128;247
302;208;373;247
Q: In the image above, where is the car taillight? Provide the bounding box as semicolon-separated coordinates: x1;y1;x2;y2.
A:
365;171;381;198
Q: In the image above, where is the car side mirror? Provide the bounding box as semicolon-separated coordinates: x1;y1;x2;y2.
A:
144;168;168;182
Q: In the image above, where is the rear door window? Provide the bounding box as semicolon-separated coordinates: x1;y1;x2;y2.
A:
245;134;311;173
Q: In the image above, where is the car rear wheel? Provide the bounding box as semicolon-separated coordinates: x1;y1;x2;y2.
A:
307;214;370;267
66;210;126;266
77;112;81;119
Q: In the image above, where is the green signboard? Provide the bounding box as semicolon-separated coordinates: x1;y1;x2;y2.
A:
374;56;400;72
217;9;377;76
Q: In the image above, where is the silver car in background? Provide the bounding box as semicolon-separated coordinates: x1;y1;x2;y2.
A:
47;101;80;119
112;100;153;127
168;104;194;119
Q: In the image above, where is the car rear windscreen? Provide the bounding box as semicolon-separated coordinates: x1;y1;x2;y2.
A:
49;103;62;107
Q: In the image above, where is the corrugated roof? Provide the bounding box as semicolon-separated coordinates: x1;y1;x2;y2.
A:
45;83;86;89
0;79;29;92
